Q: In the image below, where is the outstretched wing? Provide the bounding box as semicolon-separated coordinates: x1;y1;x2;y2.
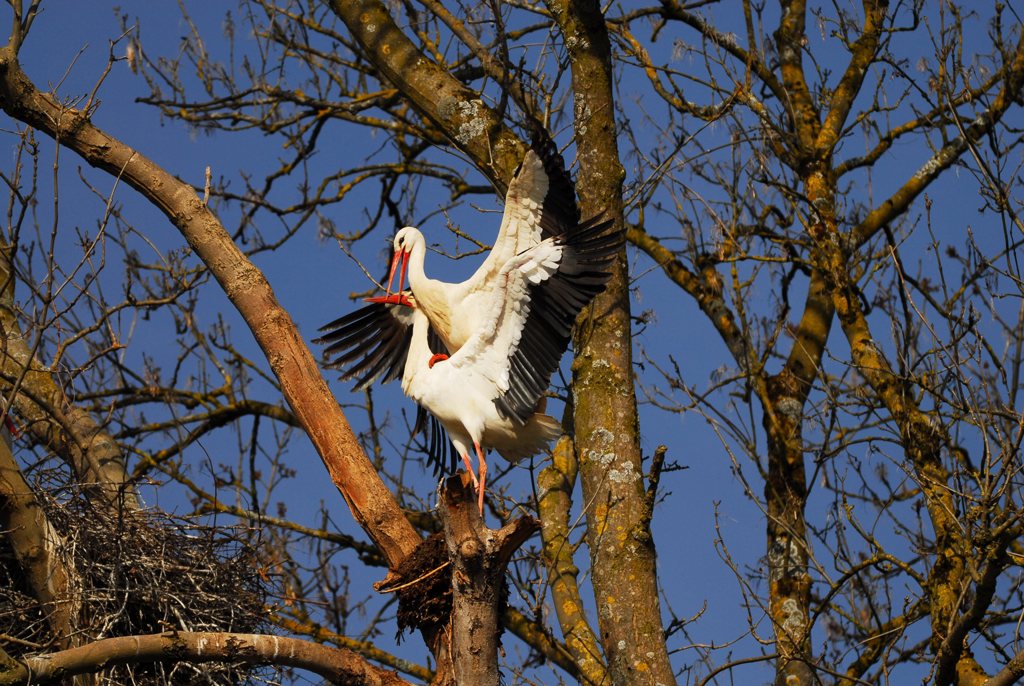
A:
313;297;417;391
458;123;580;299
314;295;457;474
528;121;581;241
451;214;623;425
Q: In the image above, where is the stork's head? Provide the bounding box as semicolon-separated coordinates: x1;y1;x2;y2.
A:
365;227;423;306
390;227;426;292
393;226;423;255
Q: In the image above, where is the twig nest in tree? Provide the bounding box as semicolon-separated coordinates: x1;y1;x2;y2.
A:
388;533;453;640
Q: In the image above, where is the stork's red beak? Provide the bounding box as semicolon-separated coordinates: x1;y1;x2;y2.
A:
396;249;409;294
384;249;401;297
366;247;412;306
381;248;410;297
364;292;414;307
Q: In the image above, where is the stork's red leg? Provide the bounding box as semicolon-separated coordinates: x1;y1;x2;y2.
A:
474;442;487;514
461;452;479;490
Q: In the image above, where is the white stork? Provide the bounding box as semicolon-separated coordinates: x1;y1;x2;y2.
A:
314;290;560;493
378;125;584;354
317;125;622;510
318;216;623;512
396;218;622;510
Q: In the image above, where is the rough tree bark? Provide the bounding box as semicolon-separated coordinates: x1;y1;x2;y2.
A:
327;0;525;195
543;2;674;685
539;432;607;686
0;438;80;651
0;632;412;686
438;473;539;686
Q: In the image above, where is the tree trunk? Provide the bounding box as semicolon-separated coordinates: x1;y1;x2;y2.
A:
543;2;675;684
0;438;80;651
439;473;539;686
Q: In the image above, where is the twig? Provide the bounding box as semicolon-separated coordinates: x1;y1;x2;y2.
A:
639;445;667;532
378;562;451;594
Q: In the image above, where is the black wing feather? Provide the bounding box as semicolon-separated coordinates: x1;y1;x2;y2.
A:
316;296;459;474
494;215;624;425
427;324;448;357
313;300;413;392
411;405;458;478
529;120;581;242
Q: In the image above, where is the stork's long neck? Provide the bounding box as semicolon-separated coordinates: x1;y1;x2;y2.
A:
405;239;453;341
405;239;430;295
402;309;433;396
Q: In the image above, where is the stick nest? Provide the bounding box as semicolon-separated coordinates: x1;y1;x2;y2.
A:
390;532;508;644
392;533;453;640
0;467;270;685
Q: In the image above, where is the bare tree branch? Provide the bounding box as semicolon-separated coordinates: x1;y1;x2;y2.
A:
0;631;412;686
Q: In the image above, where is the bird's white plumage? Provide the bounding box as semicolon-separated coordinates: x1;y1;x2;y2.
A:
400;297;560;467
393;149;554;352
459;150;549;300
450;240;564;396
400;237;568;451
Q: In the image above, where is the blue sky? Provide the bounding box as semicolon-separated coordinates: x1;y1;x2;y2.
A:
6;2;1020;682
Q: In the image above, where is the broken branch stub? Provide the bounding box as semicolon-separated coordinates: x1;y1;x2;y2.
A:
439;472;539;686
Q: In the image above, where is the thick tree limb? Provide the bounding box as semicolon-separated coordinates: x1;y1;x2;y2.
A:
934;540;1013;686
819;243;965;659
439;472;539;686
815;0;888;154
774;0;818;152
986;649;1024;686
538;435;607;686
543;2;675;685
780;269;833;399
500;607;582;678
414;0;534;116
270;614;432;682
328;0;524;195
0;438;80;652
0;46;423;567
0;631;411;686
